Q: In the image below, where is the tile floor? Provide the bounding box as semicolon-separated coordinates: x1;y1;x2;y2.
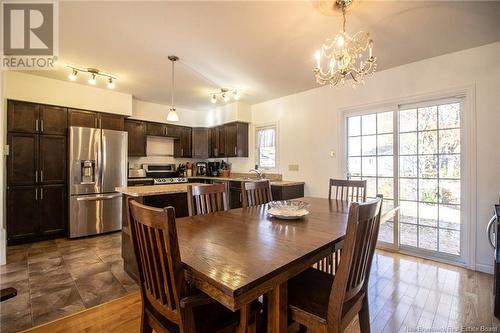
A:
0;232;138;333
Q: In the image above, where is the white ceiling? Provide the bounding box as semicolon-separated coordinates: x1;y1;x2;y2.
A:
30;1;500;111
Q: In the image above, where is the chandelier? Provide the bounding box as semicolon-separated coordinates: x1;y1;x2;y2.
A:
210;88;240;104
313;0;377;87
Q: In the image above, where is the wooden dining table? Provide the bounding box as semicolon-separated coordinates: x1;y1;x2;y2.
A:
174;197;352;333
122;196;398;333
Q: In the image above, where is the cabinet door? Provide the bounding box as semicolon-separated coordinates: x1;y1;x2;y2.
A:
181;127;192;157
236;122;249;157
8;100;39;133
69;109;98;128
146;122;166;136
124;120;147;156
40;135;66;184
40;105;67;135
166;124;181;138
211;126;225;157
192;127;210;158
39;184;66;236
7;133;38;185
99;113;124;131
7;186;39;241
225;123;238;157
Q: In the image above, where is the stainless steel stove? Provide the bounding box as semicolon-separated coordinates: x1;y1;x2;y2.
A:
153;177;188;185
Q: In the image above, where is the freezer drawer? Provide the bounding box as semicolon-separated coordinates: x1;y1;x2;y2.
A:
69;193;122;238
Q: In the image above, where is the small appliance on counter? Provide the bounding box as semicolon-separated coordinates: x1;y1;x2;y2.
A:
207;161;221;177
196;162;207;176
143;163;188;185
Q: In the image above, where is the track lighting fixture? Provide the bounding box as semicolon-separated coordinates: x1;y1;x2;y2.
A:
66;65;117;89
209;88;241;104
88;74;97;85
107;78;115;89
68;69;77;81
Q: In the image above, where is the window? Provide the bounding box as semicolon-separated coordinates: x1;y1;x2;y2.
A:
256;125;277;170
346;98;463;260
347;112;395;244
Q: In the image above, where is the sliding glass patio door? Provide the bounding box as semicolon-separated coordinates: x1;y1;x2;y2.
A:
346;98;464;262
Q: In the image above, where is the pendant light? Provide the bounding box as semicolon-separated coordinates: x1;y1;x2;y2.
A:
167;55;180;122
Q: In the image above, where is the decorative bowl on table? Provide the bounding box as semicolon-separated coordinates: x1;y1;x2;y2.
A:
267;200;310;220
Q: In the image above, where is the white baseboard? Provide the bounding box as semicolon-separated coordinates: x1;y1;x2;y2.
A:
475;262;494;274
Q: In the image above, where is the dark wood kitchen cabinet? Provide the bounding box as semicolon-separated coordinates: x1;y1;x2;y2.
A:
99;113;124;130
7;100;68;244
146;122;167;137
68;109;97;128
7;100;39;133
39;135;67;184
39;184;66;236
8;100;67;135
124;119;147;157
192;127;211;159
225;122;249;157
7;133;38;186
174;126;192;158
40;105;68;135
69;109;124;130
210;126;226;157
7;186;39;241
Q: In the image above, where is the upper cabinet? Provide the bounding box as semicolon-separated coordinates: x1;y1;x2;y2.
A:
192;127;210;159
225;122;249;157
124;119;147;157
69;109;124;130
210;126;226;158
174;126;192;158
8;100;67;135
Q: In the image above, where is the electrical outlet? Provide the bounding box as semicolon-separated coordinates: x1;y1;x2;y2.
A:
288;164;299;171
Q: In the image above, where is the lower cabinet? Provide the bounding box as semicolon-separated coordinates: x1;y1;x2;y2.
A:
7;184;66;244
271;184;304;201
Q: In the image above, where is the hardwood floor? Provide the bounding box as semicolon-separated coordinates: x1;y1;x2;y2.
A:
21;250;499;333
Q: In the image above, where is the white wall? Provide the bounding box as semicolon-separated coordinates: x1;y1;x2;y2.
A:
4;72;133;115
250;42;500;273
0;70;5;265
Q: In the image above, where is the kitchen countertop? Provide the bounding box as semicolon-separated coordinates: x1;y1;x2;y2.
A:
187;176;304;187
116;183;207;197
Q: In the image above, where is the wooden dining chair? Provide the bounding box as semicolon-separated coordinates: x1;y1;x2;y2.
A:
241;180;273;208
187;184;228;216
287;195;383;333
128;198;259;333
328;179;367;202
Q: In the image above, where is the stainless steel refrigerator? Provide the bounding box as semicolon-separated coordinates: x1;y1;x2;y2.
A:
69;126;127;238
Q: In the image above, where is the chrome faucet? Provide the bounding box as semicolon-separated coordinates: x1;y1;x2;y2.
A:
249;168;265;179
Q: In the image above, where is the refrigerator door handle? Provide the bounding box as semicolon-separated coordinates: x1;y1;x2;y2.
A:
76;194;122;201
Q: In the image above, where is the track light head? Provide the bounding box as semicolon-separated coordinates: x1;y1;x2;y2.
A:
68;70;78;81
88;74;97;85
107;78;115;89
211;94;217;103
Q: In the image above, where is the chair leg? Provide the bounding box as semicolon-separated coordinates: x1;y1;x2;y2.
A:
358;297;371;333
140;312;153;333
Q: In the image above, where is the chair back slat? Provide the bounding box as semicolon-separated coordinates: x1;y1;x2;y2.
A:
328;179;367;202
187;184;228;216
128;199;187;324
327;195;383;328
241;180;273;208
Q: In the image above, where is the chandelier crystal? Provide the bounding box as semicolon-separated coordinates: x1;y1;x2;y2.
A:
313;0;377;87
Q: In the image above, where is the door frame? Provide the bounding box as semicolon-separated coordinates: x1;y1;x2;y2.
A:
338;84;477;270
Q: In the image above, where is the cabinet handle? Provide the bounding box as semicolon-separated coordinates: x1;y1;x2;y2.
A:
40;188;43;200
35;119;39;132
35;188;38;201
181;148;184;156
100;118;102;128
165;127;168;136
234;147;237;155
40;119;44;132
40;170;43;182
35;170;38;182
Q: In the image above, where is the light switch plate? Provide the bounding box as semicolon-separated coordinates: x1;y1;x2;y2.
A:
288;164;299;171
